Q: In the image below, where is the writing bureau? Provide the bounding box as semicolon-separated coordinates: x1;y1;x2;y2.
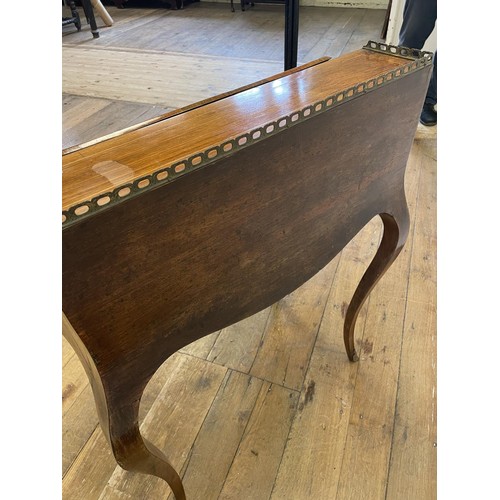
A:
62;41;433;499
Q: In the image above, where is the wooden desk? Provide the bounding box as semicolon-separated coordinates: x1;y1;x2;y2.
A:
62;41;433;500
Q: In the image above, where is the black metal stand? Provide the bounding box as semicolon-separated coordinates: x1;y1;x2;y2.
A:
63;0;99;38
284;0;299;70
81;0;100;38
62;1;82;31
229;0;299;71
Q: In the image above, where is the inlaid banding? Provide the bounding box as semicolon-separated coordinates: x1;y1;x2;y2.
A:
174;162;186;173
156;170;168;181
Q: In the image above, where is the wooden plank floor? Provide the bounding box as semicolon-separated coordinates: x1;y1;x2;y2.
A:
62;4;437;499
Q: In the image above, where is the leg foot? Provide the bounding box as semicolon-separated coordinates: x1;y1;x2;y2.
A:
62;314;186;500
344;206;410;361
111;417;186;500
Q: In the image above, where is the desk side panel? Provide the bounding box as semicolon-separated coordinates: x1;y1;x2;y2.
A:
62;67;431;399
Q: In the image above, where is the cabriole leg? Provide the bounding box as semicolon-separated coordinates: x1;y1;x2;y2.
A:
343;204;410;361
62;314;186;500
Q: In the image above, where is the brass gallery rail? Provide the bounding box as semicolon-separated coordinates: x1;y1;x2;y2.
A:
62;41;433;499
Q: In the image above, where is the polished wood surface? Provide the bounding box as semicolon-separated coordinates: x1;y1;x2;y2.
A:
63;43;432;499
62;49;407;213
62;56;329;155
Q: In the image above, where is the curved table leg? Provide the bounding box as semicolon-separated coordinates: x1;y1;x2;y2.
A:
343;203;410;361
62;314;186;500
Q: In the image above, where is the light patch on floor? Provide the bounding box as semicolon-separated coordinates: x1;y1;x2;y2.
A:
62;45;285;107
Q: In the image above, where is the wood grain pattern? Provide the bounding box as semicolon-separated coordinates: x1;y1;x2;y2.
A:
168;370;263;500
63;148;436;500
63;427;117;500
63;66;429;388
62;4;385;63
218;383;299;500
334;139;422;500
62;94;173;150
62;336;76;367
63;4;435;500
62;45;285;107
206;308;271;373
102;354;227;499
63;383;98;475
269;220;381;499
385;135;437;500
250;258;339;390
63;51;431;498
179;330;220;359
302;7;365;61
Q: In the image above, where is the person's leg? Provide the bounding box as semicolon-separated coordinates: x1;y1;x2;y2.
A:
426;51;437;106
399;0;436;49
399;0;437;124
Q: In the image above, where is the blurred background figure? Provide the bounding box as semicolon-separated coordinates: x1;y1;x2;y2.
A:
399;0;437;126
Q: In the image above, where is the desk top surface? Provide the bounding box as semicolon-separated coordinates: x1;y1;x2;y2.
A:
62;42;432;228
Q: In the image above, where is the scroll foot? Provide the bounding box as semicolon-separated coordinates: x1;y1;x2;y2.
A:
344;207;410;361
